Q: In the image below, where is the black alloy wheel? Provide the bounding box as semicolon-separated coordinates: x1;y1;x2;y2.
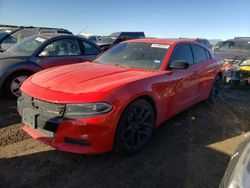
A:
115;99;155;155
209;75;222;104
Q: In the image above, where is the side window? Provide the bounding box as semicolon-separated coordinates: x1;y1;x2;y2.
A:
40;39;81;57
169;44;194;65
82;41;99;55
191;45;207;63
217;41;233;50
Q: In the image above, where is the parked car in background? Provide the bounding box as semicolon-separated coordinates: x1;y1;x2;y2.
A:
213;37;250;87
97;32;145;51
78;33;106;43
18;38;222;155
220;135;250;188
0;33;101;97
0;26;72;52
195;38;212;50
0;27;19;33
212;40;224;51
0;27;22;51
179;38;212;50
0;24;19;31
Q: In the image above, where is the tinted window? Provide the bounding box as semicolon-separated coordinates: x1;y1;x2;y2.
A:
217;41;250;52
40;39;80;56
169;44;193;65
82;41;99;55
205;49;211;59
0;31;8;40
1;35;17;44
191;45;207;63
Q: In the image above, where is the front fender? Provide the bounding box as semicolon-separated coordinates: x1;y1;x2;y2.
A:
0;60;42;89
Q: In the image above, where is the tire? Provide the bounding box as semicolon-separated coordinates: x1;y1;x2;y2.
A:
4;72;31;98
114;99;155;155
209;75;222;104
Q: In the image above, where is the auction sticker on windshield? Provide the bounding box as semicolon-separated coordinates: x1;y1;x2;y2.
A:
151;44;170;49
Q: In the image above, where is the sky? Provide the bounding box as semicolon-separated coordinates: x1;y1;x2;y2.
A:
0;0;249;39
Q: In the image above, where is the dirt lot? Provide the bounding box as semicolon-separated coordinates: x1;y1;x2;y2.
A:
0;87;249;188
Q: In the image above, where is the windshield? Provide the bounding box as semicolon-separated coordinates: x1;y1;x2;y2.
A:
99;37;116;44
217;41;250;52
95;42;169;70
6;35;48;56
0;31;8;41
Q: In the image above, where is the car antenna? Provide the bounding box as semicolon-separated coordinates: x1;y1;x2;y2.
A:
78;25;88;35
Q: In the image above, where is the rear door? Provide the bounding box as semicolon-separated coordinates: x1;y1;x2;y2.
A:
191;44;216;100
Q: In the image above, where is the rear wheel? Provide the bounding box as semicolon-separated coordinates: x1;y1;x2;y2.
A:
114;99;155;155
209;75;222;104
4;72;31;98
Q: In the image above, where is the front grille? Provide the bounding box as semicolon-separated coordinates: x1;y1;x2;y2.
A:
18;93;66;136
22;93;65;116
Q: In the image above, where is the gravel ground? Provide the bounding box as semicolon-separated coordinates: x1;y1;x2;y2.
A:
0;87;249;188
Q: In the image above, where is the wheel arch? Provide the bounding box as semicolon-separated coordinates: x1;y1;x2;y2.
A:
3;69;35;85
113;94;158;154
136;95;157;121
117;94;158;127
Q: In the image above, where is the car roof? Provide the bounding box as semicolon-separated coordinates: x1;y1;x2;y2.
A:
31;33;73;39
125;38;201;45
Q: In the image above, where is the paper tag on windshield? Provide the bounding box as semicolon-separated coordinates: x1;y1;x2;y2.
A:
151;44;170;49
35;37;46;42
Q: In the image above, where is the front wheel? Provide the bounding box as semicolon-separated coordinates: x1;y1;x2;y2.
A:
4;72;30;98
114;99;155;155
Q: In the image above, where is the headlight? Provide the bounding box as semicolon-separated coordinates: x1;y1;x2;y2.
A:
227;140;250;188
241;59;250;66
64;102;113;118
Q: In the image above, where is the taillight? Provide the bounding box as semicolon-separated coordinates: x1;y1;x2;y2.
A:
225;63;233;70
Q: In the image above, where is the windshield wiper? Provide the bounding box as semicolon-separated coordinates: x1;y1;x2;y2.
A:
93;60;101;64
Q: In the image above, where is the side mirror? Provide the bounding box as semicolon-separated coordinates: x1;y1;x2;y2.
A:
169;60;189;69
38;51;49;57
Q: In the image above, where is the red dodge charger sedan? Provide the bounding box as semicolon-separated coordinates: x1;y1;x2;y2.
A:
17;38;223;155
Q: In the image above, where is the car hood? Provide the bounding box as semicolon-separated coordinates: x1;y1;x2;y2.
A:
214;50;250;60
0;52;29;61
30;62;159;94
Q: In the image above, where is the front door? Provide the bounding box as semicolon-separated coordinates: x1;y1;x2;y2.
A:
166;44;200;115
34;38;83;69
